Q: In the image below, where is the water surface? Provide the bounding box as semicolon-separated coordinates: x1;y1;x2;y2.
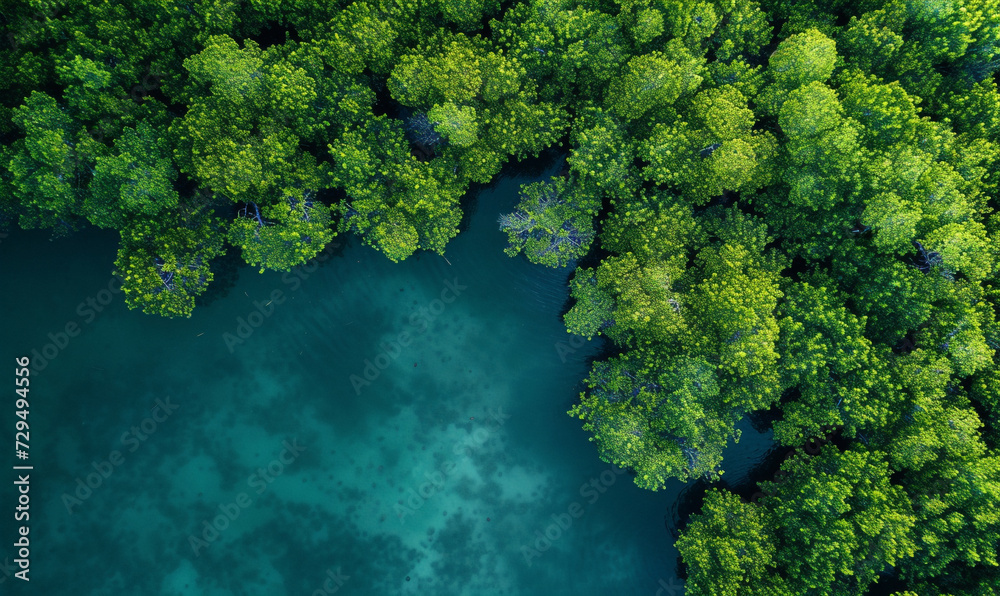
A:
0;159;773;595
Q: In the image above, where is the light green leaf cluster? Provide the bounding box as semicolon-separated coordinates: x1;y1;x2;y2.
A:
113;210;225;318
499;175;599;267
642;86;778;203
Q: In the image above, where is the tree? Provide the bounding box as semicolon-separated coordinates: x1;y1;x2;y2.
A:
941;78;1000;142
567;207;787;484
600;189;705;269
436;0;502;32
171;35;322;203
675;489;783;596
228;191;335;273
838;71;922;149
757;28;838;115
762;446;918;596
878;372;1000;585
310;1;399;76
704;0;773;63
564;253;688;347
777;81;863;212
836;4;906;75
387;34;486;108
641;85;778;203
568;349;736;487
684;246;784;412
329;115;464;261
6;91;94;233
863;191;923;255
85;121;179;229
920;222;995;284
498;174;600;267
605;46;703;121
113;206;225;318
427;102;479;148
772;281;892;445
567;104;640;201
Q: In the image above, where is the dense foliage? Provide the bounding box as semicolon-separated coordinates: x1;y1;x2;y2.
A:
2;0;999;593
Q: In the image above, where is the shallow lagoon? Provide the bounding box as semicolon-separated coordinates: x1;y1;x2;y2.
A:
0;158;774;595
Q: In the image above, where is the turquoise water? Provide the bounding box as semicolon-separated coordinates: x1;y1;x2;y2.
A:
0;159;773;595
